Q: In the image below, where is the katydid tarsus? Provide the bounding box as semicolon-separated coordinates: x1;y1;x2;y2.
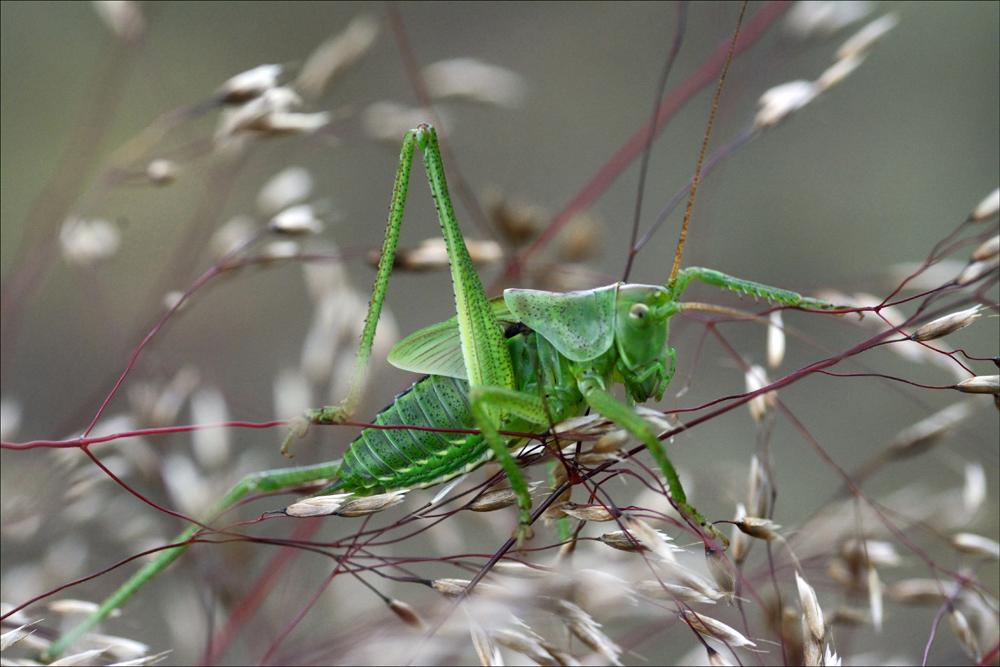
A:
45;112;843;657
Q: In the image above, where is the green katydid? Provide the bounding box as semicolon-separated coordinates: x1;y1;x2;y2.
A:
44;122;842;660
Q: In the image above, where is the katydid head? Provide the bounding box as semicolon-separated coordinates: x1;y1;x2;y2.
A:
614;284;681;402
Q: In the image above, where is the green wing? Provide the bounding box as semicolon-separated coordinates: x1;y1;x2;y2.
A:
503;285;618;362
388;296;518;379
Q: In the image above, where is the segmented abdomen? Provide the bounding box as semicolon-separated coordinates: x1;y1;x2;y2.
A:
336;374;498;493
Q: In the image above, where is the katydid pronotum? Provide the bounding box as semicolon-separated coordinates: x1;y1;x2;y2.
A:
44;119;843;659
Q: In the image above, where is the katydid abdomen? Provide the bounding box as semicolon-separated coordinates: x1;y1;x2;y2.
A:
330;327;591;495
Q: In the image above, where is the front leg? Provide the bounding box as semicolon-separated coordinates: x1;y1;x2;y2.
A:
466;385;555;545
578;375;728;548
675;267;842;310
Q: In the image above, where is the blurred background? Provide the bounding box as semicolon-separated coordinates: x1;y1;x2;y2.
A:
2;2;997;664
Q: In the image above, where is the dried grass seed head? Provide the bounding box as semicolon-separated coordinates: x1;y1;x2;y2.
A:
970;187;1000;222
795;572;826;642
551;600;624;666
268;204;324;235
754;79;818;130
767;310;785;368
868;566;884;633
745;365;775;422
704;546;736;600
218;64;283;104
92;0;145;42
296;15;379;99
335;489;408;516
560;503;617;522
784;1;872;40
257;166;313;216
836;13;899;61
423;58;526;108
956;253;1000;285
954;375;999;394
951;533;1000;559
949;606;982;662
729;503;751;564
680;610;757;648
910;305;982;341
972;234;999;261
815;52;867;93
60;217;121;267
885;401;971;460
145;158;177;184
735;516;782;541
283;493;352;517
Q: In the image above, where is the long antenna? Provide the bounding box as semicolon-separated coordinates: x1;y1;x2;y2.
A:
667;2;747;289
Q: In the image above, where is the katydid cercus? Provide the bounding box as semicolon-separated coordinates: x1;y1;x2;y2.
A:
43;123;843;661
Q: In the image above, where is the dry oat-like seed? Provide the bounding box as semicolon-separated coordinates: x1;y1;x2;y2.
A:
845;539;902;573
49;600;105;617
954;375;999;394
951;533;1000;559
467;487;518;512
681;610;756;647
219;64;282;104
269;204;324;235
802;614;823;666
560;503;617;522
836;13;899;60
970;187;1000;222
747;456;771;520
796;572;826;642
767;310;785;368
388;599;424;630
886;578;948;605
705;546;736;599
92;0;144;41
972;234;1000;261
784;1;872;40
336;490;408;516
490;629;557;666
431;578;470;597
284;493;351;517
257;166;313;216
734;517;781;541
957;255;1000;285
622;515;680;561
553;600;623;665
754;80;817;129
869;566;883;633
49;648;108;666
885;401;971;460
815;52;866;93
423;58;526;108
634;580;717;605
60;217;121;267
598;530;640;552
296;15;379;99
466;611;501;667
910;306;982;341
729;503;750;564
745;365;773;422
706;645;733;666
1;622;37;651
145;158;176;184
949;606;982;661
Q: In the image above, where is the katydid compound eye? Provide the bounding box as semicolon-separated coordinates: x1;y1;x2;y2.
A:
629;303;649;323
